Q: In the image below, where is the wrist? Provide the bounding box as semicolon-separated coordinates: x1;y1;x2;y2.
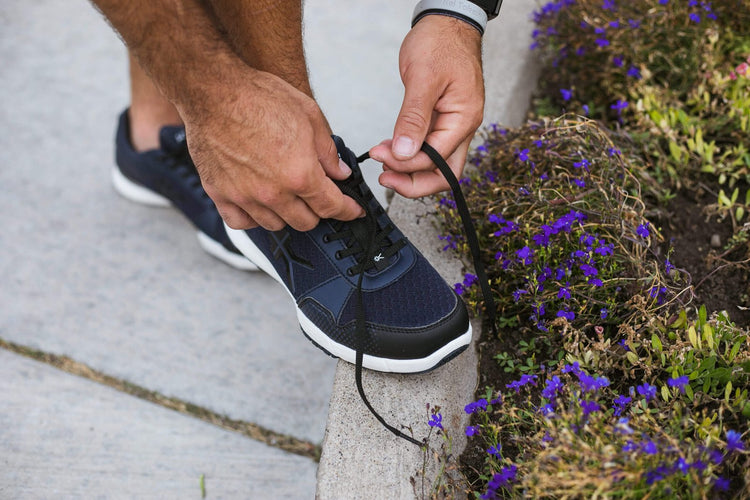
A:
412;0;488;35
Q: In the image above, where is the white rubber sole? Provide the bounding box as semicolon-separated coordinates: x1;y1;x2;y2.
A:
225;224;472;373
112;167;257;271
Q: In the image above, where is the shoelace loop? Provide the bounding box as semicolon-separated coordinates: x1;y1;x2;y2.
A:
349;142;496;448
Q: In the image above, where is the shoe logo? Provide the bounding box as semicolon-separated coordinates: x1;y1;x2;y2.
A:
268;229;314;292
174;130;186;143
373;253;384;262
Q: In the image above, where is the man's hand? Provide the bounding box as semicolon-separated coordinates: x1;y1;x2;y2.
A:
369;15;484;198
181;67;364;232
90;0;363;231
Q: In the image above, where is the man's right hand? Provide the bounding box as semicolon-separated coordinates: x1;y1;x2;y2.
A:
180;68;364;232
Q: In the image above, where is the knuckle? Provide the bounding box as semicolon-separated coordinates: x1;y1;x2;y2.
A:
398;107;429;132
292;217;319;232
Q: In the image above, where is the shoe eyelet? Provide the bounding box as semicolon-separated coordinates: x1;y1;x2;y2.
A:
346;268;355;276
322;234;330;243
335;250;342;259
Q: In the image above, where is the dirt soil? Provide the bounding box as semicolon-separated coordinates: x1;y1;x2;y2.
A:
658;189;750;327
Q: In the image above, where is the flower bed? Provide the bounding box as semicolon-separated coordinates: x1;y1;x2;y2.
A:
426;1;750;498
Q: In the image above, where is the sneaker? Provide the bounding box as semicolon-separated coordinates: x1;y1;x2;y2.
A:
225;136;471;374
113;109;256;271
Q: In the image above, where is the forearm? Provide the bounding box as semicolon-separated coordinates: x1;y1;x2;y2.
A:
204;0;313;97
90;0;253;115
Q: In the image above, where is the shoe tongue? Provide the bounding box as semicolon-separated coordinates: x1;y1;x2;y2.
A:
159;126;188;155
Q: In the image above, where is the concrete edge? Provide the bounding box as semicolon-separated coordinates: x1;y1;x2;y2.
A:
316;3;541;497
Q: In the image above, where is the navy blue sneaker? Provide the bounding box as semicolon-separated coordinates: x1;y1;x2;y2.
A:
113;110;256;271
225;136;471;373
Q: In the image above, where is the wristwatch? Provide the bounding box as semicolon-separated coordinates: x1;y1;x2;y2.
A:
468;0;502;20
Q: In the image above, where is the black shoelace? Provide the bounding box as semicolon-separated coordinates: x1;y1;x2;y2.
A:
344;142;497;447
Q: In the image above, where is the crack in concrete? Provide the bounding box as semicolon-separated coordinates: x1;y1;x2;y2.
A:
0;337;321;462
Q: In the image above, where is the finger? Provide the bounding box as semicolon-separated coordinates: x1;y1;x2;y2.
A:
314;119;352;181
372;111;472;173
379;139;471;197
379;169;450;199
216;202;259;230
301;176;365;221
392;73;441;160
274;198;323;232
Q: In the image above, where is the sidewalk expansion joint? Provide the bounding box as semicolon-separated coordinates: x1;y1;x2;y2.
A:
0;337;321;461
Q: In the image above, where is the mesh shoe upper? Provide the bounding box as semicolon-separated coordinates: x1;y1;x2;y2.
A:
238;136;469;362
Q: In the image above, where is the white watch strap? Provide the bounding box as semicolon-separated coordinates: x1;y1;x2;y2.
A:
412;0;488;34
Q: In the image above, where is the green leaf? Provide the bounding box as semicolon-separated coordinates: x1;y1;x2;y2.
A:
725;381;733;403
626;351;640;365
688;326;698;349
652;334;663;353
669;141;683;162
661;384;670;402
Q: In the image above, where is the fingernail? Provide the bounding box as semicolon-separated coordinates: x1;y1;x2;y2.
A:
339;159;352;176
393;136;416;158
358;208;366;218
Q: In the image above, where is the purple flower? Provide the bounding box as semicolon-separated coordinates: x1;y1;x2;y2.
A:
627;66;641;79
562;362;582;376
481;465;518;498
659;0;668;4
488;214;505;224
636;222;650;238
665;259;674;274
595;37;610;47
611;99;629;113
642;440;658;455
689;12;701;22
556;309;575;321
580;263;598;276
557;286;571;300
637;383;657;401
628;19;641;28
668;375;689;393
465;398;489;414
613;394;632;416
487;444;502;458
714;477;730;492
465;425;479;437
580;399;600;416
577;371;610;392
506;374;538;393
516;246;534;265
517;148;530;162
600;308;609;319
428;412;444;430
573;158;590;170
622;440;638;452
560;88;573;101
512;288;529;302
602;0;616;9
612;55;624;67
582;104;590;115
726;430;745;453
542;375;564;399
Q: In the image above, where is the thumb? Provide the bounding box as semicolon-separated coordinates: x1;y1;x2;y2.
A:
392;86;437;160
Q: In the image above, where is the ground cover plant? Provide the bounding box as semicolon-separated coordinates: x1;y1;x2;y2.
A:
423;1;750;498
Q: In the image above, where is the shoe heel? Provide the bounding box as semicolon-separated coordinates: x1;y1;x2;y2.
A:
111;166;171;207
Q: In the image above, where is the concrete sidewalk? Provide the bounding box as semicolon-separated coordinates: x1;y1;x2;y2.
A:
0;0;539;498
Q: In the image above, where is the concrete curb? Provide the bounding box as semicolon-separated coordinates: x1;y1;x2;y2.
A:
316;3;541;496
